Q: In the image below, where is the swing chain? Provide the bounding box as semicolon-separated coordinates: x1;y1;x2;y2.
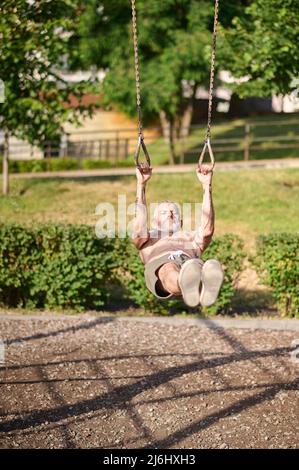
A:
198;0;219;172
206;0;219;143
131;0;143;138
131;0;151;167
131;0;219;169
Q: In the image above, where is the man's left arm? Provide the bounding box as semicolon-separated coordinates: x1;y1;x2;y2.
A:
193;166;214;253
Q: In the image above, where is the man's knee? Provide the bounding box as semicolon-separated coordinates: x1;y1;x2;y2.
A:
157;263;181;295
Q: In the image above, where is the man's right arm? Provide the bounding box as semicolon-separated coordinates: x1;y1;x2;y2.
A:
131;165;152;249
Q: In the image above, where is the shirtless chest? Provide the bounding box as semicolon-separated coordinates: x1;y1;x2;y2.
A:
139;231;200;264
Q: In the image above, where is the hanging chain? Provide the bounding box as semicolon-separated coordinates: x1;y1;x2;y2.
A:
198;0;219;170
131;0;143;138
205;0;219;143
131;0;219;167
131;0;151;167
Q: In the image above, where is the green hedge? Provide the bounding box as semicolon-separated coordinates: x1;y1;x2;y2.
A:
2;224;297;316
0;223;245;314
0;224;116;310
0;157;134;173
253;233;299;317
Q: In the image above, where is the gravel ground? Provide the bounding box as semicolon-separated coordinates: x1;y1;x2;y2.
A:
0;315;298;449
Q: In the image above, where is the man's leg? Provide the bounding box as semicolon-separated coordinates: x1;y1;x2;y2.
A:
156;262;181;296
157;259;204;308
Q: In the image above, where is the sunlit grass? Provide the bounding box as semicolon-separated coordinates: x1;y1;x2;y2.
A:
0;168;298;250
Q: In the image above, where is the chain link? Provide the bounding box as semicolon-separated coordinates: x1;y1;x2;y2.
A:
205;0;219;142
131;0;143;137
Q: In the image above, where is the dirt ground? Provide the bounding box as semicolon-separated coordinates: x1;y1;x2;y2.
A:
0;315;298;449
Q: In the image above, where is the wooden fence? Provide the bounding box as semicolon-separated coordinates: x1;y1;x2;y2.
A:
2;118;299;163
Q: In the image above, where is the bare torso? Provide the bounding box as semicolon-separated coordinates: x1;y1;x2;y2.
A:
139;230;201;265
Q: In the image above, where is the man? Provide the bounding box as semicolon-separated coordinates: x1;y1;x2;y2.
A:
131;164;223;307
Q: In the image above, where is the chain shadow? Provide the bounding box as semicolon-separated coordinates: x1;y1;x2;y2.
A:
1;352;226;372
6;317;114;346
145;376;298;448
0;345;291;434
143;320;297;448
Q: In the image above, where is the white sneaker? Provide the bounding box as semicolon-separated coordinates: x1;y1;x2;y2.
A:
178;259;203;307
199;259;224;307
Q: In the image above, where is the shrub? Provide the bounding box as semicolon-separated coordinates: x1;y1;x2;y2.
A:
47;158;79;172
253;233;299;317
0;224;116;310
31;224;119;310
7;159;48;173
0;157;134;173
201;234;245;314
0;225;42;307
81;158;134;170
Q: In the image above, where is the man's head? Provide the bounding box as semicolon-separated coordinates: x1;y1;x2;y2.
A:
152;200;181;234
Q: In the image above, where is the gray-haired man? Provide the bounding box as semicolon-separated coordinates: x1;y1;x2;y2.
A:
131;164;223;307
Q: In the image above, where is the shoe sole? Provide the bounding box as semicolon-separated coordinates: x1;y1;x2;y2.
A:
200;259;224;307
178;259;202;307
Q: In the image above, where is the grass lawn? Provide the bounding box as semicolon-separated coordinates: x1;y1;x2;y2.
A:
0;168;298;250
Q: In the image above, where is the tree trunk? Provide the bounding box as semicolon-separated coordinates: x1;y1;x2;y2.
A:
179;83;198;139
159;110;170;143
2;130;9;195
174;84;198;164
168;118;176;165
159;110;176;164
280;94;285;113
159;82;198;164
179;102;194;138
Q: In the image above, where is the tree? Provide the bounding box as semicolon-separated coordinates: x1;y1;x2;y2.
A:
0;0;96;194
221;0;299;99
69;0;243;163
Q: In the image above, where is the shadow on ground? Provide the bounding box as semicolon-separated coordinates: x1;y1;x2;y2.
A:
0;317;297;448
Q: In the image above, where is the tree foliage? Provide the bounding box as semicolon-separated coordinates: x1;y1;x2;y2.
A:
222;0;299;97
69;0;244;161
69;0;243;120
0;0;96;145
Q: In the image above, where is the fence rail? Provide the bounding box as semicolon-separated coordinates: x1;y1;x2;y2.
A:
1;118;299;163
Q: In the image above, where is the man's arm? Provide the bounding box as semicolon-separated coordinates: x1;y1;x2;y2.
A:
193;166;214;253
132;164;152;249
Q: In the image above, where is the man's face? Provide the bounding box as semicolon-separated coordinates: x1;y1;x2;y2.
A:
154;202;181;233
